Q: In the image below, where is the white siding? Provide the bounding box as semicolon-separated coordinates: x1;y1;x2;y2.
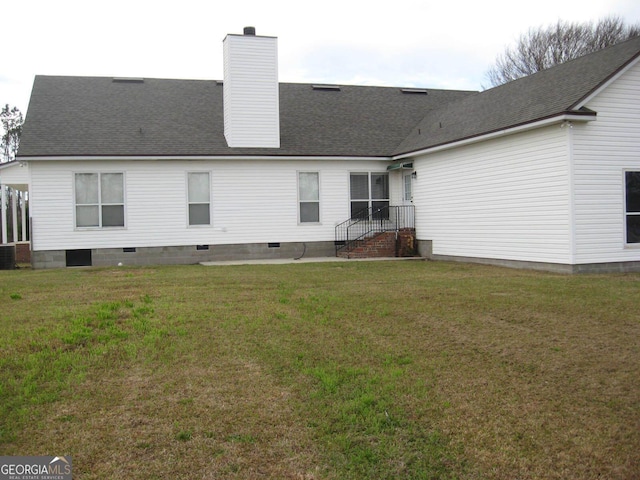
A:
572;61;640;264
414;126;573;263
223;34;280;148
29;159;387;251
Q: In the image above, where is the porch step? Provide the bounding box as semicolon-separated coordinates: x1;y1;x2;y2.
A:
337;229;417;259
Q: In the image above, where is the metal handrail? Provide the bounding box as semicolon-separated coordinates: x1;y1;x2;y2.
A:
335;205;415;256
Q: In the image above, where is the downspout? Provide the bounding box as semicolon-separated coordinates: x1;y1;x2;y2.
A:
395;221;400;257
11;188;18;244
1;185;7;243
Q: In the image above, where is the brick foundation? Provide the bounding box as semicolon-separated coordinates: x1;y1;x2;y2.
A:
337;229;417;259
397;228;417;257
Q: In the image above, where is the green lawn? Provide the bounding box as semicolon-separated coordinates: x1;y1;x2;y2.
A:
1;261;639;479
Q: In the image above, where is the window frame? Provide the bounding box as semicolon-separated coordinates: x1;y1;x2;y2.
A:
349;171;390;219
403;172;413;203
297;171;320;224
73;172;126;230
624;170;640;246
187;171;212;227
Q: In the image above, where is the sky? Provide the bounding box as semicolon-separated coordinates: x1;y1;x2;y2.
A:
2;0;639;116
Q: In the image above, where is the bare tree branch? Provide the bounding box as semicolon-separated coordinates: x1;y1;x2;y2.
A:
486;16;640;87
1;104;23;163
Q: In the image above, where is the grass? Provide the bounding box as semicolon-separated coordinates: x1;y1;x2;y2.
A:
0;260;639;479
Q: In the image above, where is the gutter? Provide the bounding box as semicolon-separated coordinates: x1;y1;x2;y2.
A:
392;112;596;160
0;160;22;170
16;154;393;162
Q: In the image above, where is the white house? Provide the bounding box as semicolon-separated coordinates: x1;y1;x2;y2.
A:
4;27;640;272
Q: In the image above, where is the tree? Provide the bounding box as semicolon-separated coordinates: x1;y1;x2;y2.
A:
486;16;640;87
1;104;23;163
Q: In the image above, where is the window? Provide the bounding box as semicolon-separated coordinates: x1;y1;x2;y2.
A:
349;172;389;219
75;173;124;228
350;173;369;219
188;172;211;226
404;173;413;202
298;172;320;223
625;171;640;243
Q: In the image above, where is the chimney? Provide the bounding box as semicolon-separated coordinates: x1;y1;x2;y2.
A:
223;27;280;148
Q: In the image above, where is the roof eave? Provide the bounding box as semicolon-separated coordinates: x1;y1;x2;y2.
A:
0;160;23;170
15;154;394;162
393;111;596;160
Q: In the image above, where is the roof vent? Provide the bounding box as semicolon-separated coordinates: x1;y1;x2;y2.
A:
112;77;144;83
401;88;428;94
312;85;341;91
243;26;256;35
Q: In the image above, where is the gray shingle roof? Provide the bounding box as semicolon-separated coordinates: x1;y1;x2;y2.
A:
17;35;640;159
394;35;640;155
17;77;473;158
